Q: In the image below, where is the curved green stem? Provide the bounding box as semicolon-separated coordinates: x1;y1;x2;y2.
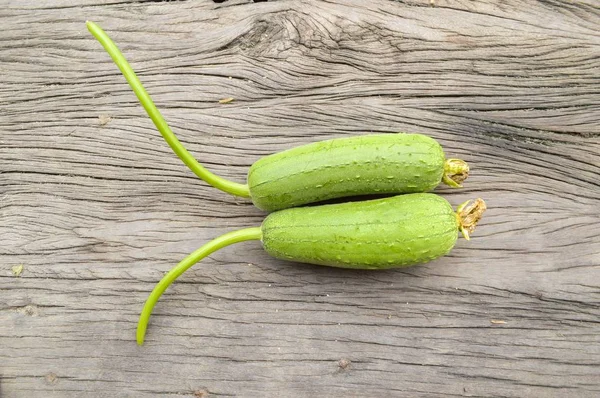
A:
137;227;262;345
86;21;251;198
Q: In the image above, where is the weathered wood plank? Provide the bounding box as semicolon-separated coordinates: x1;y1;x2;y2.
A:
1;0;599;397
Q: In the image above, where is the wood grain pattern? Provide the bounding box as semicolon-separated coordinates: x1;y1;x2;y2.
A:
1;0;599;397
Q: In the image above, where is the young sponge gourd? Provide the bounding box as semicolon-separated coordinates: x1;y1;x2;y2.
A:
136;193;486;344
87;21;469;212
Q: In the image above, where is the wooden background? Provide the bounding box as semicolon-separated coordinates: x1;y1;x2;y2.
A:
1;0;599;396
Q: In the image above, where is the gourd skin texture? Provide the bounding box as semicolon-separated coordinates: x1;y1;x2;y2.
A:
248;134;445;211
261;193;458;269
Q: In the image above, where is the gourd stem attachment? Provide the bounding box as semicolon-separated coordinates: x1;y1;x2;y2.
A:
442;159;469;188
457;198;486;240
86;21;251;198
137;227;262;345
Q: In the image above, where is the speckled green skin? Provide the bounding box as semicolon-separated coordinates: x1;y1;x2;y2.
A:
261;193;459;269
248;133;445;212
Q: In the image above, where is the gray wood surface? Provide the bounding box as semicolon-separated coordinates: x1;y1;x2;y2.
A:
1;0;599;397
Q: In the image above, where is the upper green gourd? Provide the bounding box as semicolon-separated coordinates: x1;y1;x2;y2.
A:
249;133;463;211
87;21;469;212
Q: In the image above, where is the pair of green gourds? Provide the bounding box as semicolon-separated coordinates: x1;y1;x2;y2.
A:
87;22;486;345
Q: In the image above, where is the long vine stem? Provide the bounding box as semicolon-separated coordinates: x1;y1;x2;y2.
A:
137;227;262;345
86;21;251;198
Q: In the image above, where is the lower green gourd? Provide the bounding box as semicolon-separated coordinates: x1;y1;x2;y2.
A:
136;193;486;345
262;193;459;269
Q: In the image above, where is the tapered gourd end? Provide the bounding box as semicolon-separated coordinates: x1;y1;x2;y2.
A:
456;198;486;240
442;159;469;188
